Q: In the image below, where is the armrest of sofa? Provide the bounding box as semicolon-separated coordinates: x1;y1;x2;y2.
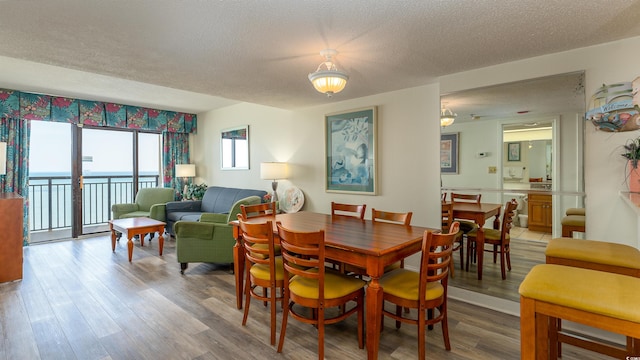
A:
166;200;203;212
226;196;263;223
149;204;167;221
200;213;229;223
111;203;139;219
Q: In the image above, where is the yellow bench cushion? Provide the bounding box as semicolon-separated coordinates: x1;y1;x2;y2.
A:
545;238;640;270
561;215;585;226
519;264;640;323
565;208;585;216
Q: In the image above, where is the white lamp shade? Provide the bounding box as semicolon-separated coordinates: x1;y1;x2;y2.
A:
260;162;288;180
175;164;196;178
0;142;6;175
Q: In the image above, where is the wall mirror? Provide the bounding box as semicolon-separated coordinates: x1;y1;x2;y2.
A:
440;71;586;303
220;125;249;170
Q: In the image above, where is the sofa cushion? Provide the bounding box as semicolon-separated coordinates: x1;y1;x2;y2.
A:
167;212;202;223
201;186;268;214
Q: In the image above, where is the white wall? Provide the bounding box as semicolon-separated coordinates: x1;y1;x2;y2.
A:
194;85;442;268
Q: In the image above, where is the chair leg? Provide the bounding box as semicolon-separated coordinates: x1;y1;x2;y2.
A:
499;246;507;280
180;263;188;274
242;271;252;326
277;301;290;353
318;307;325;360
505;244;512;271
441;304;451;350
270;285;277;345
459;237;465;270
418;308;426;360
449;259;455;279
263;287;268;307
395;305;402;329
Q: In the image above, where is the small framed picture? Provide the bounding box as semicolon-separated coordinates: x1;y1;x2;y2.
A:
441;133;459;174
508;142;521;162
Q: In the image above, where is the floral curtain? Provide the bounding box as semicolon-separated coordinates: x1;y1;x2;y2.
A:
0;116;31;246
162;132;190;198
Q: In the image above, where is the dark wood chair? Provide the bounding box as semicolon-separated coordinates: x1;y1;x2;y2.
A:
442;201;464;277
451;192;482;234
237;217;283;345
466;199;517;280
330;201;366;219
276;222;366;359
379;222;460;359
240;202;276;219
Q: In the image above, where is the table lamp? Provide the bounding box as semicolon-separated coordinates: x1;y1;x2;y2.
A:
0;142;6;175
260;162;288;203
175;164;196;197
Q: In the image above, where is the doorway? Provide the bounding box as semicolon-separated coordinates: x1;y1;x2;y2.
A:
29;122;162;242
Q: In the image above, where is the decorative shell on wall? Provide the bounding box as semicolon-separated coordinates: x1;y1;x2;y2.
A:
586;80;639;132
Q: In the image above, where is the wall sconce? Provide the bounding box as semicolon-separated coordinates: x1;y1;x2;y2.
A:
0;142;6;175
175;164;196;196
260;162;289;203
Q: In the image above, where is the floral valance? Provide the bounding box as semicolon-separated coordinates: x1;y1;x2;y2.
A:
0;88;197;134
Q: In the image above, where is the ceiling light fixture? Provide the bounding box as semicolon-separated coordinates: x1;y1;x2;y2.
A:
308;49;348;97
440;103;456;127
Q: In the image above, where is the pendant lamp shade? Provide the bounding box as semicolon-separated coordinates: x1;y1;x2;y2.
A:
308;49;348;97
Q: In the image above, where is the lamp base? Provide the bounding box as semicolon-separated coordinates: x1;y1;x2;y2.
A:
271;181;279;203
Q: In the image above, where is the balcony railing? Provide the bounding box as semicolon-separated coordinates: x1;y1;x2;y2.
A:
29;174;161;232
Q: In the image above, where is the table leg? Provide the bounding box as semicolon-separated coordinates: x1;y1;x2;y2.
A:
110;224;116;252
158;228;164;256
127;235;134;262
233;239;245;309
366;276;383;360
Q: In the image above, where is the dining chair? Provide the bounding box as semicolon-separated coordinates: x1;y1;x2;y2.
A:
240;202;277;219
442;201;464;277
330;201;366;219
466;199;517;280
451;193;482;234
276;222;366;360
378;221;460;359
237;217;283;346
441;192;447;202
343;208;413;277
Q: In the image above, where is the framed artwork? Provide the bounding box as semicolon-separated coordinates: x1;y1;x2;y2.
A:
507;142;521;162
220;125;249;170
441;133;459;174
325;107;377;194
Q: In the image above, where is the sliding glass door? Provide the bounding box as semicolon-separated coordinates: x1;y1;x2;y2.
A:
29;122;162;241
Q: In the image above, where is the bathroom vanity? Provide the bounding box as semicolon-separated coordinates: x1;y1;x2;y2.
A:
528;192;552;233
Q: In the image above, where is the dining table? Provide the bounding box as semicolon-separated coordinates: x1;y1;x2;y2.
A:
231;211;437;360
451;201;503;280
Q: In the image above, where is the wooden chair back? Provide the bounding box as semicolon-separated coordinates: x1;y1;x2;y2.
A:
500;199;518;240
331;202;366;219
240;202;276;220
441;201;454;232
237;216;277;272
418;221;460;300
441;192;447;202
451;193;481;204
371;208;412;225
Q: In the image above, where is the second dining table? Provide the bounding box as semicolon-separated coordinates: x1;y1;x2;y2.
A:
451;201;503;280
231;211;437;360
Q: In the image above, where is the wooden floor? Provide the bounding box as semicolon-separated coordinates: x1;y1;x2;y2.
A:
448;227;549;303
0;234;604;360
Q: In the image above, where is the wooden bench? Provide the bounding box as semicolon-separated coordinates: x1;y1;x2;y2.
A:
519;264;640;359
561;215;585;237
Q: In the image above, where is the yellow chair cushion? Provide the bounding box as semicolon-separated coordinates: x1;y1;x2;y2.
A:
467;228;509;242
561;215;585;226
249;257;284;281
545;238;640;270
565;208;585;216
378;268;444;301
519;264;640;323
289;270;366;300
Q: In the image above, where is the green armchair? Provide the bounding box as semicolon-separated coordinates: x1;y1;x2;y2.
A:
111;187;175;238
175;195;261;274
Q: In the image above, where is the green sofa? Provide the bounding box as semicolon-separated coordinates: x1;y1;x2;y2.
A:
175;195;262;274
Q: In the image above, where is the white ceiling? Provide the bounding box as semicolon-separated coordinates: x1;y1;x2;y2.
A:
0;1;639;112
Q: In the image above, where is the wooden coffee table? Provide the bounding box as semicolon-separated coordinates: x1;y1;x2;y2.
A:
109;218;166;262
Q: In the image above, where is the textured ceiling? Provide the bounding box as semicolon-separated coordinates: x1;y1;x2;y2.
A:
0;1;639;112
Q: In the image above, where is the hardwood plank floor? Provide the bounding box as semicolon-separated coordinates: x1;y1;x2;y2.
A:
0;234;605;359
